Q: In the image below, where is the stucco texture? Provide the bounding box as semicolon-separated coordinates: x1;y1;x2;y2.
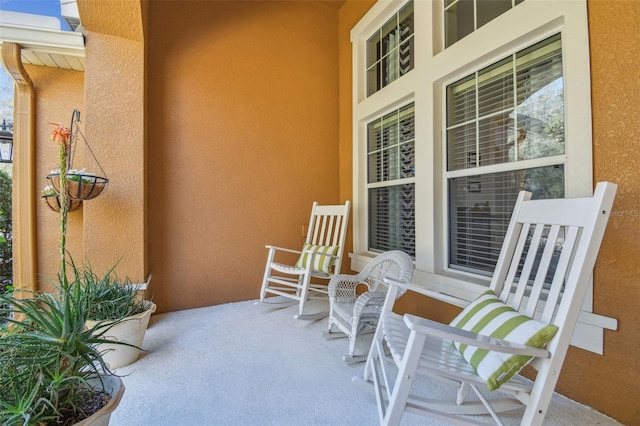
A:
81;31;146;283
77;0;144;42
558;1;640;423
145;1;341;312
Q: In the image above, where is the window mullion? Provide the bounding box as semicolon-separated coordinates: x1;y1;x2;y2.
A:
473;0;478;32
512;52;519;161
445;155;567;180
474;70;480;168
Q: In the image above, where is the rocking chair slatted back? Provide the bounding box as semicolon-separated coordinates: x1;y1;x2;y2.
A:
307;202;351;274
492;183;616;330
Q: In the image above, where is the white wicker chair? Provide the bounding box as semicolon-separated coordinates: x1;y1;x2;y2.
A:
326;250;414;362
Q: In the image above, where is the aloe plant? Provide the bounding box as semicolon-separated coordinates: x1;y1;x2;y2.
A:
0;278;121;425
0;119;128;425
70;259;149;321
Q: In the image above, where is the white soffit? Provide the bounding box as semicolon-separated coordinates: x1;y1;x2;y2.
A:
0;11;85;71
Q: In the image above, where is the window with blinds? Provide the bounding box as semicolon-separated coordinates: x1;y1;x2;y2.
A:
446;34;564;275
366;1;414;97
445;0;526;48
367;103;415;257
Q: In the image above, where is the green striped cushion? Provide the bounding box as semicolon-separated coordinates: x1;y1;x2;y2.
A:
295;243;339;274
449;290;559;391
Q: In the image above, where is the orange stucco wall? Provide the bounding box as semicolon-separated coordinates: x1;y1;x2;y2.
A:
80;30;146;283
145;1;342;312
23;1;342;314
562;1;640;423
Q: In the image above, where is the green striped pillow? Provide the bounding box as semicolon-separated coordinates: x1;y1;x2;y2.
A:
449;290;559;391
295;243;339;274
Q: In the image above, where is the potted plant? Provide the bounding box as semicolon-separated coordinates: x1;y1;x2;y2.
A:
0;121;125;424
74;261;156;369
0;279;125;425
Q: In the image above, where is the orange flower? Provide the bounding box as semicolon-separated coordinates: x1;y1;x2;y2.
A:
49;122;71;146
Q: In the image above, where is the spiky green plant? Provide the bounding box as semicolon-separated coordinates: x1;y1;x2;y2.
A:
70;259;149;321
0;119;131;425
0;278;121;425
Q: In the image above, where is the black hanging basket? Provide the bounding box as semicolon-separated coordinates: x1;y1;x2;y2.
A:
48;172;109;201
42;194;83;212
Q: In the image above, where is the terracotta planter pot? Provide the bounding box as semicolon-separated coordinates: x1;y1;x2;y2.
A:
87;301;156;369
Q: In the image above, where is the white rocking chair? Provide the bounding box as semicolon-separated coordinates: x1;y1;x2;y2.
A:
326;250;414;363
357;182;617;426
259;201;350;320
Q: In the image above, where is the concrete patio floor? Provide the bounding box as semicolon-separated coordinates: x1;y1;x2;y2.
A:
110;299;622;425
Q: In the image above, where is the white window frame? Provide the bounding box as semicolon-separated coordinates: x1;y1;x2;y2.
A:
350;0;617;354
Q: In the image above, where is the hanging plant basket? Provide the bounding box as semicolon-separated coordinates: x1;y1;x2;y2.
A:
43;110;110;210
48;172;109;201
42;193;83;212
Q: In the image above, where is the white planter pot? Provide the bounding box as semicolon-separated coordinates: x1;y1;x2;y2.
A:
87;301;157;369
75;375;125;426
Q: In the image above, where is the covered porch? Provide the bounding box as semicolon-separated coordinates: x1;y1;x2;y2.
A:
0;0;638;424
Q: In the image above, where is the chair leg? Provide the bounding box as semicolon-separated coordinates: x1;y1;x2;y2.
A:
259;272;270;302
363;319;386;382
383;330;428;426
327;318;335;334
259;249;276;302
520;359;562;426
457;382;471;405
348;334;357;358
347;320;367;358
344;331;365;362
297;271;311;316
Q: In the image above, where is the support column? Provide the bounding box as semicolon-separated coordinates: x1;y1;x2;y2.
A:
1;42;37;294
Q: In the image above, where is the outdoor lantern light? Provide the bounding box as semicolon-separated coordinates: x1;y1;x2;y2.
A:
0;128;12;164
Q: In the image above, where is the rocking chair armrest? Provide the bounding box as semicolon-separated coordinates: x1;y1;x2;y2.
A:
265;245;303;255
353;291;387;316
384;277;469;309
403;314;552;358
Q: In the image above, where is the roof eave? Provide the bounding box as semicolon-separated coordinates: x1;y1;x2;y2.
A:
0;24;85;71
